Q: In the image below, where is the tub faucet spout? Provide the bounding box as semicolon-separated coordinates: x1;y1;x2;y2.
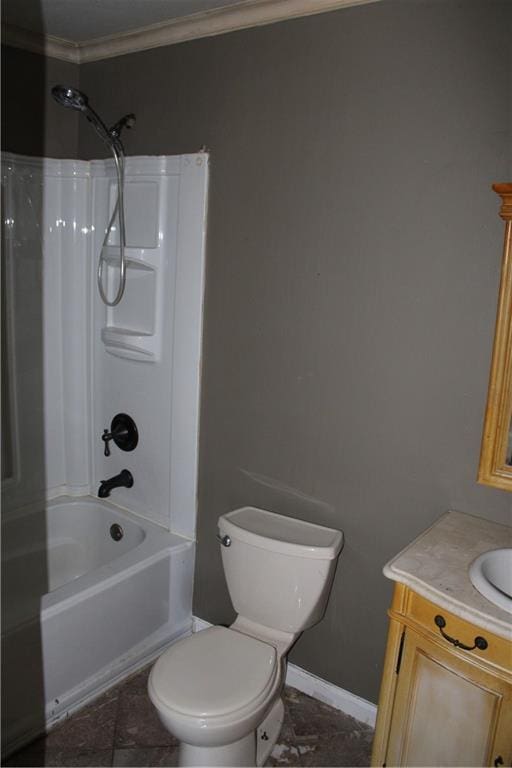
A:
98;469;133;498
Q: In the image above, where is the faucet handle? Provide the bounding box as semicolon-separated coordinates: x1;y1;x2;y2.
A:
102;429;112;456
101;413;138;458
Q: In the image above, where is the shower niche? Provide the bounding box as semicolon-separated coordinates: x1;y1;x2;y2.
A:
101;258;159;361
97;163;177;362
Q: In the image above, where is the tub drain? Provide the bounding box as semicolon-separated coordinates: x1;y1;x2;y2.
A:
110;523;124;541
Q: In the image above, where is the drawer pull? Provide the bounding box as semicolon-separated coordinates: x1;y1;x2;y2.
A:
493;756;503;767
434;615;488;651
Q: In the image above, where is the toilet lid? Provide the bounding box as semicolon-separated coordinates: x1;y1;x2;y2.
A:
150;626;277;718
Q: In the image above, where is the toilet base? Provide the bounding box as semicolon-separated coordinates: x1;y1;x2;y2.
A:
177;697;285;767
256;697;285;766
179;732;255;767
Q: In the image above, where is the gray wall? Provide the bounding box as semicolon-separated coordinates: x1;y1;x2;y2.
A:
85;0;510;701
2;45;79;157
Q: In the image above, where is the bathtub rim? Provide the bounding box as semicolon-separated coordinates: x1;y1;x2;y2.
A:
2;494;195;626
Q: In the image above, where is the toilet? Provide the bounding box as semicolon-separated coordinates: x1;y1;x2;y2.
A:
148;506;343;767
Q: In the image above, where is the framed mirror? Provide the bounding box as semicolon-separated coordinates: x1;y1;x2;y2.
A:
478;183;512;490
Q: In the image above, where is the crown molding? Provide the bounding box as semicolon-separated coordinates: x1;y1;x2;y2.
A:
2;23;80;63
2;0;380;64
78;0;380;62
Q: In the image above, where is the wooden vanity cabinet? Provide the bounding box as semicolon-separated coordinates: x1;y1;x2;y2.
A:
371;584;512;767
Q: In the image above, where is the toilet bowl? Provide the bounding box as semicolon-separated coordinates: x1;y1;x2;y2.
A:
149;626;285;766
149;507;343;767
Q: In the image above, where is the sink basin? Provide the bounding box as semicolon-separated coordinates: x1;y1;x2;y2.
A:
469;548;512;614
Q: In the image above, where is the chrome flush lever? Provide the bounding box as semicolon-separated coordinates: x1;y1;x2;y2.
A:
216;534;231;547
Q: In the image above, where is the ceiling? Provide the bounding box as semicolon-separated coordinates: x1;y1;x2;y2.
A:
2;0;245;43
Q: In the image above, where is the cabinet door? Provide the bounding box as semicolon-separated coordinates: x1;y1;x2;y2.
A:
385;627;512;767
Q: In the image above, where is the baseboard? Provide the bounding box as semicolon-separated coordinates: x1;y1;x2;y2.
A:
285;661;376;726
192;616;376;727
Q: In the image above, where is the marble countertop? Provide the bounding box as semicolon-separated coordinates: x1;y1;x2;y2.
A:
383;510;512;641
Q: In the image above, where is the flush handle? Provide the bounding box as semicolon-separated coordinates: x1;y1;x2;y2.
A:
216;534;231;547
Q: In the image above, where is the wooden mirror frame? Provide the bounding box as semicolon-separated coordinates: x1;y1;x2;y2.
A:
478;184;512;490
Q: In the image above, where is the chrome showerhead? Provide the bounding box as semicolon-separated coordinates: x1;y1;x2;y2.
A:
51;85;89;111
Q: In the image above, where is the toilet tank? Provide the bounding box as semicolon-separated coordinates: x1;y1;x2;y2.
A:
218;507;343;634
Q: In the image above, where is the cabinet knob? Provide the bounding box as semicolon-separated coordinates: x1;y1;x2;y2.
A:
493;757;503;767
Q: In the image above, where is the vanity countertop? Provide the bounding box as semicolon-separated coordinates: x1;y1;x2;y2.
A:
383;510;512;641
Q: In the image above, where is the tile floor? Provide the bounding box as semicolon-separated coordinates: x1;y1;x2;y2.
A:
4;665;374;767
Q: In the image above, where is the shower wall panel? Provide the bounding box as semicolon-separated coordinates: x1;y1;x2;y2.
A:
2;152;208;538
2;154;90;512
89;154;208;535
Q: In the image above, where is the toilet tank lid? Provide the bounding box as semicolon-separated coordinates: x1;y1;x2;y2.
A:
219;507;343;560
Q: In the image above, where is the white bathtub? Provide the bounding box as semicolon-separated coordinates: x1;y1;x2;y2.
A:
2;495;195;754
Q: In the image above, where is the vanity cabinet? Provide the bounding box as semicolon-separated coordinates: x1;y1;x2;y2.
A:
371;584;512;767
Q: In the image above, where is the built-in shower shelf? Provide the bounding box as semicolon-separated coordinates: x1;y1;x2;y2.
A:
101;250;158;271
101;326;158;363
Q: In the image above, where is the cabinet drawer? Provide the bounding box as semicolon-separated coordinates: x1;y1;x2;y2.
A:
404;591;511;674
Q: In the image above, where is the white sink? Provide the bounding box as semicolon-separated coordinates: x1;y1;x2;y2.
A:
469;548;512;614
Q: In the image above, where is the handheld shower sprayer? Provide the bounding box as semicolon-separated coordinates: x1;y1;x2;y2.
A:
51;85;135;154
51;85;136;306
51;85;88;110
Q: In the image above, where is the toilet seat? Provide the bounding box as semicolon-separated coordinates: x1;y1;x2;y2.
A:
150;626;278;719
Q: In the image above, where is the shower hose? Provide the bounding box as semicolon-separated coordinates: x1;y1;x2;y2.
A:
97;149;126;307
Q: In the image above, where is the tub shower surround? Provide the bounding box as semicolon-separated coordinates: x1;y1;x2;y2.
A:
1;151;208;755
